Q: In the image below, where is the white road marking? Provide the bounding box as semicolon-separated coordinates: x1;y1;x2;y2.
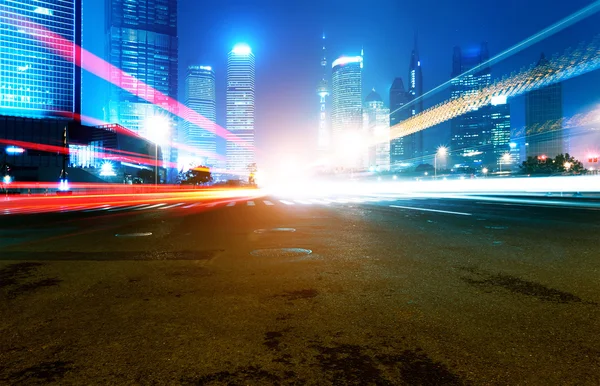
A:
279;200;295;205
160;203;185;209
83;205;113;212
389;204;472;216
183;202;201;208
108;204;150;212
294;200;312;205
263;200;275;206
226;202;236;207
247;201;255;206
206;202;217;207
134;203;166;210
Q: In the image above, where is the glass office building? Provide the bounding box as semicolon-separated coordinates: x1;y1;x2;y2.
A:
0;0;81;118
184;65;216;167
525;53;565;159
226;44;255;174
106;0;178;178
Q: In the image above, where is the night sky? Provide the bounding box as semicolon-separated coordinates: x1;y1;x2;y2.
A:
82;0;600;166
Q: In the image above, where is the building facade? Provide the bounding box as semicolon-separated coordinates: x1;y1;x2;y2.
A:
389;78;410;167
525;53;564;159
226;44;255;174
0;0;81;119
451;43;492;168
406;34;424;164
317;34;330;154
184;65;216;167
363;90;390;171
331;55;363;168
105;0;178;178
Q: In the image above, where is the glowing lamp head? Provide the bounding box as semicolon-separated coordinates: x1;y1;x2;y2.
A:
436;146;448;156
3;175;11;184
232;43;252;56
482;168;489;174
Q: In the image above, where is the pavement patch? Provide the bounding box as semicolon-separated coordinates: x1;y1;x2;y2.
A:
180;366;283;385
277;289;319;301
6;361;73;383
250;248;312;258
459;267;592;304
311;343;463;385
0;262;43;288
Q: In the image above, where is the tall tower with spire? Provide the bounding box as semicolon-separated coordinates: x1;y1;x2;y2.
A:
407;31;424;164
317;33;330;153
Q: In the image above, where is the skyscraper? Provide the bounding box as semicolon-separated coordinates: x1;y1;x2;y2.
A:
331;55;363;167
317;34;330;153
525;53;564;158
0;0;82;119
389;78;410;166
184;65;216;166
106;0;178;177
450;43;509;168
226;43;255;173
406;33;424;163
363;89;391;171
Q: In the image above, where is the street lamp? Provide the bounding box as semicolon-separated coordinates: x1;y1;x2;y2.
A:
564;161;572;172
500;153;511;173
482;167;489;177
144;114;171;186
434;146;448;179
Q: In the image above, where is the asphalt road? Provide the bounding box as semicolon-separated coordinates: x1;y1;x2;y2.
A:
1;194;599;385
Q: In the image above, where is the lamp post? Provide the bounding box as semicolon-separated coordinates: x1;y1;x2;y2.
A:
434;146;448;179
144;114;170;187
500;153;511;173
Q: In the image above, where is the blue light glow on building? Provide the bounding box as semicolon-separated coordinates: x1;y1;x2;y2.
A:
0;0;80;118
226;44;255;173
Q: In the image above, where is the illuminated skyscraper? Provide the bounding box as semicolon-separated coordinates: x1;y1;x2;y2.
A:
226;43;255;173
184;65;216;166
363;89;390;171
406;33;424;163
525;53;564;158
450;43;492;167
389;78;410;166
106;0;178;178
450;43;511;168
0;0;82;119
317;34;330;153
331;54;363;167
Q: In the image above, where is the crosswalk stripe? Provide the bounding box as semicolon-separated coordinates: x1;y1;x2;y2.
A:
226;202;236;207
183;202;201;208
134;203;166;210
263;200;274;206
108;204;150;212
247;201;255;206
206;202;217;207
160;203;185;209
295;200;312;205
279;200;294;205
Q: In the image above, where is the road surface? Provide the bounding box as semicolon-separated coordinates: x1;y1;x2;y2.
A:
1;193;599;384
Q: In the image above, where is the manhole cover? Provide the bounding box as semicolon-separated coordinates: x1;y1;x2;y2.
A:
115;232;153;237
250;248;312;257
253;228;296;234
